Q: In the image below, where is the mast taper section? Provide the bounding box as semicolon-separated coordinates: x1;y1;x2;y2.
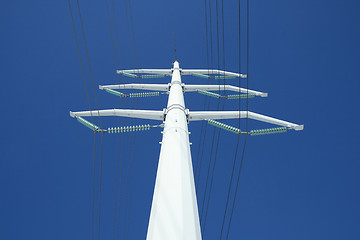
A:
146;61;202;240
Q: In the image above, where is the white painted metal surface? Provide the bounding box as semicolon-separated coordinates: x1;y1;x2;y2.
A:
181;69;247;78
117;69;173;76
70;109;164;121
146;61;202;240
99;83;169;91
183;84;267;97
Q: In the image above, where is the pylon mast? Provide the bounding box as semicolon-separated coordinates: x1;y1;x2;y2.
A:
146;61;201;239
70;61;303;240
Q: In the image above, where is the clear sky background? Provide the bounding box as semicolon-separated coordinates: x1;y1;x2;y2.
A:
1;0;360;239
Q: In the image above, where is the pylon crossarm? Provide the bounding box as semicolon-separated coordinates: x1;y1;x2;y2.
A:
188;110;304;131
100;84;169;92
183;84;267;97
117;69;172;76
70;109;164;121
181;69;247;78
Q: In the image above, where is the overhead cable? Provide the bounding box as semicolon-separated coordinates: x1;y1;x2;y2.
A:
67;1;96;239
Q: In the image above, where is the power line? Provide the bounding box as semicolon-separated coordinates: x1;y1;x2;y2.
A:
76;0;103;129
92;134;97;240
127;0;139;66
200;101;221;225
105;0;117;70
196;0;216;183
219;135;240;239
102;3;138;239
199;1;222;234
220;0;242;236
171;0;177;61
199;0;221;198
111;0;123;67
194;0;210;181
201;0;229;235
116;98;127;240
112;130;120;240
104;1;127;239
118;101;134;240
98;133;104;240
246;0;249;131
196;0;216;190
122;1;139;238
202;125;222;234
67;0;93;123
75;1;106;239
225;134;248;240
223;1;250;238
124;0;137;68
221;0;226;94
123;115;132;240
238;0;241;131
67;1;96;239
125;98;138;240
202;0;227;232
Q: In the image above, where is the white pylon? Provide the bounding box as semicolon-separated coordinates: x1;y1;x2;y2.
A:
70;61;303;240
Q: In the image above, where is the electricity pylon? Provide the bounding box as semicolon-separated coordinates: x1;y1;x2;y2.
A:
70;61;303;240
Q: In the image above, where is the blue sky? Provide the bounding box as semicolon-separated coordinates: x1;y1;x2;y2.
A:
1;0;360;239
